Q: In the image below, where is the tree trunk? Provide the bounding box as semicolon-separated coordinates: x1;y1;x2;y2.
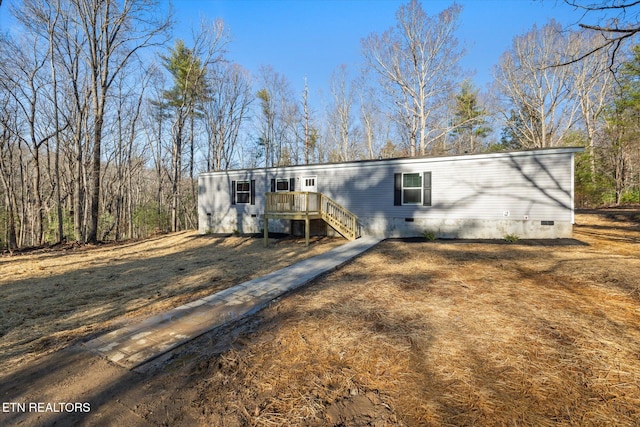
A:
31;148;44;245
0;143;18;251
171;112;184;233
156;114;163;231
49;4;64;243
73;129;85;242
87;109;103;243
190;113;196;228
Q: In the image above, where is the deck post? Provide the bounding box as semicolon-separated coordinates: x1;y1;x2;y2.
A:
305;216;310;247
264;191;359;246
264;215;269;247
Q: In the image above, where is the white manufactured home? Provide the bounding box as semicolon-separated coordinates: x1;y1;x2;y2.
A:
198;147;583;242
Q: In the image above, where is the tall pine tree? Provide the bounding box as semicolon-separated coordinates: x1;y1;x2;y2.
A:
160;40;208;232
450;81;490;153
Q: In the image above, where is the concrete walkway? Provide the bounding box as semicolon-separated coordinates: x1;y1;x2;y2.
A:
83;236;383;370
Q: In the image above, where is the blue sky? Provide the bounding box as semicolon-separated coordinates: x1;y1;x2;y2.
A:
0;0;587;95
167;0;585;94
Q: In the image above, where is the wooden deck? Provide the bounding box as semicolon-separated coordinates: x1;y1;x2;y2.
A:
264;192;360;246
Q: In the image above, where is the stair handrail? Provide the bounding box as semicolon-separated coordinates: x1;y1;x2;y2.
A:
265;191;360;240
319;193;360;239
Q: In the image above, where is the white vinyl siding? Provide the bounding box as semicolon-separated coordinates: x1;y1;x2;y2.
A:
198;148;580;236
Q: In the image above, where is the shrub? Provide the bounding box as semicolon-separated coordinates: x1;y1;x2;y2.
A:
422;230;436;241
504;233;519;243
133;203;171;237
620;189;640;205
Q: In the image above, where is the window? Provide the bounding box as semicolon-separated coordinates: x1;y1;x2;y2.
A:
231;180;255;205
276;179;289;192
305;177;315;187
236;181;250;203
394;172;432;207
403;173;422;205
270;178;295;192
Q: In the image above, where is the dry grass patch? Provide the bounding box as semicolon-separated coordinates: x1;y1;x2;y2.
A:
2;210;639;426
190;211;640;426
0;232;343;371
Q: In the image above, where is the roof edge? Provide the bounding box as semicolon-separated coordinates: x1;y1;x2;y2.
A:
200;146;585;176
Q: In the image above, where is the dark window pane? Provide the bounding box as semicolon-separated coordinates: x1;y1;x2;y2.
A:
237;181;249;191
404;188;422;204
237;193;250;204
276;180;289;191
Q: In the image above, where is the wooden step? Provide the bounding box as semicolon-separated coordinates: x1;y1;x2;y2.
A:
265;191;360;245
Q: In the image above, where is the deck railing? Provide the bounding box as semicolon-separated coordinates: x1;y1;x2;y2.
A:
265;191;320;214
265;192;359;241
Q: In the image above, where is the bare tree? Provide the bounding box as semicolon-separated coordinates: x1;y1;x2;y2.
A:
255;66;297;167
0;90;20;251
355;71;387;159
493;21;580;148
15;0;67;243
302;77;315;165
42;0;93;242
0;24;62;246
103;66;148;240
327;64;357;162
0;0;251;248
69;0;170;243
143;65;172;233
568;30;617;177
361;1;464;156
204;62;252;171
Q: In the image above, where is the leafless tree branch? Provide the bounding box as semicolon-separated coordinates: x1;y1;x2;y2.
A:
558;0;640;66
565;0;640;11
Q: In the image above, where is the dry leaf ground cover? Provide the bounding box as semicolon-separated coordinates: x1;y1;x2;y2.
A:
0;232;343;372
1;210;639;427
184;209;640;426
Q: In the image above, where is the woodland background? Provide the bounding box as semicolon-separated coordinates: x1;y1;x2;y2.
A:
1;0;639;251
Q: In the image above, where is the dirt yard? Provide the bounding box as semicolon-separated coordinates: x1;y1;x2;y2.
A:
1;210;640;426
0;233;344;372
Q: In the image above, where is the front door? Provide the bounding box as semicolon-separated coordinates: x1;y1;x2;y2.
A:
301;176;317;192
301;176;318;211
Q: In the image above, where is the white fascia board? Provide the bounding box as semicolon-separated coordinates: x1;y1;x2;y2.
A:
199;147;585;178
